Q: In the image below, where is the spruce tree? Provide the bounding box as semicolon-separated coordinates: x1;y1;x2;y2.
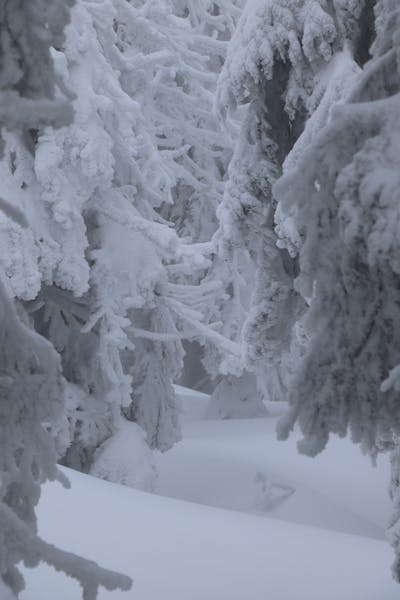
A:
212;0;374;405
269;0;400;580
24;0;233;462
0;0;131;596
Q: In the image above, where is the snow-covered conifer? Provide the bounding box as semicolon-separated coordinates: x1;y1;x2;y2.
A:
25;0;178;462
23;0;231;463
110;1;245;398
275;0;400;457
211;0;373;405
112;0;242;243
272;0;400;577
0;1;131;596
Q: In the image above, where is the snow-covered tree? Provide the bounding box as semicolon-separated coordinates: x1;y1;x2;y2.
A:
267;0;400;578
0;0;131;596
0;293;132;598
112;0;242;243
0;0;74;144
108;0;247;396
209;0;374;407
23;0;176;463
275;0;398;456
16;0;235;465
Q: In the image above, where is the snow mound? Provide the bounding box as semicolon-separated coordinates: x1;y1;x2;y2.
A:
90;420;156;492
205;374;267;420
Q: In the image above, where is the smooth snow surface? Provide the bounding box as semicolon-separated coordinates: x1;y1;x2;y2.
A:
174;384;209;423
21;387;397;600
0;581;15;600
156;419;390;538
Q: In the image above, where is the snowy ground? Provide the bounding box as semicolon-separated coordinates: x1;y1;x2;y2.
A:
21;387;399;600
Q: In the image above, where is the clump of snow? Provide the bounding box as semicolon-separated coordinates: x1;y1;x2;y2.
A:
90;421;156;492
205;373;267;420
217;0;361;114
